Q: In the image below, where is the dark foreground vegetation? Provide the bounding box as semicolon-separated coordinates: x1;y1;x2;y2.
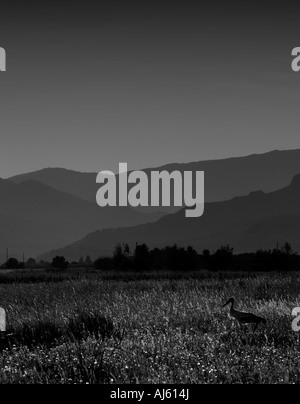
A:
0;268;299;383
0;242;299;383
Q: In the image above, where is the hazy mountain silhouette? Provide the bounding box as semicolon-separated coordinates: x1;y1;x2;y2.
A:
39;174;300;261
9;150;300;213
0;211;71;261
0;179;162;262
10;168;98;203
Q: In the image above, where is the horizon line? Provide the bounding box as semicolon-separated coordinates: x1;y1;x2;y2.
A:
4;147;300;180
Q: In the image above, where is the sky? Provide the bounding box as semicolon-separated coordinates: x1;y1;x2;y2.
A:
0;1;300;177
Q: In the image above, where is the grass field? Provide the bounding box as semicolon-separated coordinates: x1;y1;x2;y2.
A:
0;269;299;384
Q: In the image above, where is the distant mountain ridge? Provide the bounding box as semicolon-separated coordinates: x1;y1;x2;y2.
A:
39;174;300;261
9;149;300;208
10;168;98;203
4;148;300;262
0;178;162;262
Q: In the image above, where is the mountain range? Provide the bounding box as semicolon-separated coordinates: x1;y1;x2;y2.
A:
0;179;162;262
10;149;300;209
2;148;300;262
39;166;300;261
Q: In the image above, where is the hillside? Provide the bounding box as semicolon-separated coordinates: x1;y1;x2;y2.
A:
40;174;300;261
9;149;300;209
0;179;162;261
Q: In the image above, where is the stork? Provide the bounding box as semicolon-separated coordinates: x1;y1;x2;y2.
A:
222;298;266;332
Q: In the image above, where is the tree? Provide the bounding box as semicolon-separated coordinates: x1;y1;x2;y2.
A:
133;243;150;270
202;249;210;258
113;243;124;268
123;243;131;257
282;242;293;255
210;245;234;271
85;255;93;267
26;258;36;269
113;243;131;270
5;258;19;269
51;256;69;270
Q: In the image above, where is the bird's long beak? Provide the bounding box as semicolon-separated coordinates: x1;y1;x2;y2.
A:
222;301;230;308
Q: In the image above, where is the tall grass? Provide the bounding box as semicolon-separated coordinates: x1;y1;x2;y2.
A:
0;271;299;383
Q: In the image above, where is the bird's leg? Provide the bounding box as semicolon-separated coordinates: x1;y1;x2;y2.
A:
236;320;242;331
238;321;247;334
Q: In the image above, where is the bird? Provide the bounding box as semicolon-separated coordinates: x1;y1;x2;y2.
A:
222;297;266;332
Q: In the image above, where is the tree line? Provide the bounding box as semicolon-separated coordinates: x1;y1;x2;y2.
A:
93;242;300;272
2;242;300;272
